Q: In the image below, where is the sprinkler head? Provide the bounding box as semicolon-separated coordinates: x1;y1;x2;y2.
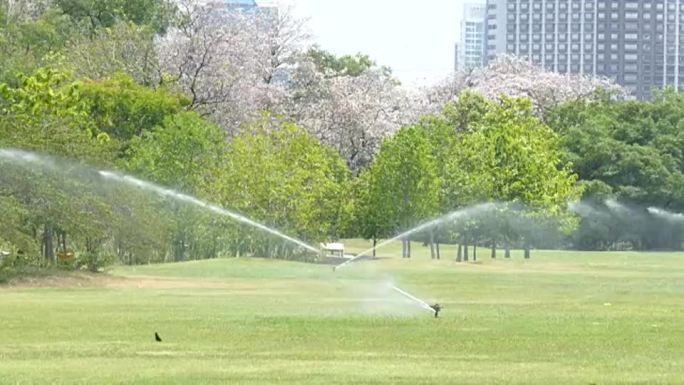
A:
429;303;441;318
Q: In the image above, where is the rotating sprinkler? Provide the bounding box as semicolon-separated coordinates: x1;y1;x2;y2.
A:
429;303;441;318
391;285;442;318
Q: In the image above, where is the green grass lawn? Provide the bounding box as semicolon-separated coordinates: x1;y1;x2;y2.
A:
1;241;683;384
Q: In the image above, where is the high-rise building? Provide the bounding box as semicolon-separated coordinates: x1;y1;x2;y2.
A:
454;43;460;71
204;0;260;15
456;3;487;72
485;0;684;99
203;0;278;23
209;0;258;11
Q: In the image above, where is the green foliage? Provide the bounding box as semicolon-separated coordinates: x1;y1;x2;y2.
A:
123;111;229;262
80;73;185;144
358;125;440;240
218;117;351;249
126;111;226;193
0;7;75;82
306;46;392;78
0;196;37;258
1;0;684;275
548;89;684;249
465;96;580;212
0;67;85;119
550;91;684;208
64;22;162;85
55;0;176;34
0;67;113;161
441;92;490;133
422;93;491;210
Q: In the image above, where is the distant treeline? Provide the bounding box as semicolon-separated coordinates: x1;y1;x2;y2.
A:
0;1;683;276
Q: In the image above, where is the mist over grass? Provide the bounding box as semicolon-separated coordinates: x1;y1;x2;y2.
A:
569;198;684;250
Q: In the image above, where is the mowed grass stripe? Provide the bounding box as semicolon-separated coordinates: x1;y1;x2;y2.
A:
1;245;683;384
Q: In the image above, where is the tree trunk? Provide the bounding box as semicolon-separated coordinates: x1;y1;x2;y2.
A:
429;230;435;259
211;235;218;259
463;235;469;262
456;242;462;262
42;225;55;264
473;237;478;262
407;240;412;259
504;239;511;259
491;239;496;259
436;241;441;260
372;237;377;258
524;244;531;259
402;239;406;258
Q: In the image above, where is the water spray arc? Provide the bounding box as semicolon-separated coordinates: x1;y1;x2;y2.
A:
334;203;496;271
604;198;631;215
97;171;320;253
333;203;495;319
0;148;51;167
648;207;684;223
391;285;441;317
101;165;446;318
2;148;446;318
0;148;319;254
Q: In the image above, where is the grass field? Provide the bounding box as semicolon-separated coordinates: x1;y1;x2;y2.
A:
1;240;683;384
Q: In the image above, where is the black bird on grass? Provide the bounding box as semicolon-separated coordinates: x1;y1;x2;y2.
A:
155;332;162;342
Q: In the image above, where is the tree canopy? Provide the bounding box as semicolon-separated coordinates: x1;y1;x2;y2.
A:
0;0;681;279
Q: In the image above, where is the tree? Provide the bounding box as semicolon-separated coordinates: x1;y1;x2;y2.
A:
125;111;227;261
447;95;582;258
64;22;162;86
79;73;186;145
359;125;440;258
126;111;226;192
157;5;424;174
0;194;37;262
0;5;74;83
548;89;684;250
216;116;350;258
428;55;626;120
287;59;416;173
418;94;491;259
55;0;176;34
257;6;309;84
0;67;117;266
1;0;53;25
0;67;113;161
157;3;305;131
306;46;388;78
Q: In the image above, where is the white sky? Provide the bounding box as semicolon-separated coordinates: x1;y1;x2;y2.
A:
285;0;482;86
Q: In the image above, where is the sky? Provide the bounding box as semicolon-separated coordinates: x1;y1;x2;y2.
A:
285;0;481;86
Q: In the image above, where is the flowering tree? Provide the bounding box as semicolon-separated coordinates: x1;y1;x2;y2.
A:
157;4;422;172
427;55;626;118
286;60;417;173
156;1;306;133
0;0;52;23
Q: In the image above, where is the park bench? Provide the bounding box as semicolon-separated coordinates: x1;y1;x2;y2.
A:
320;242;346;258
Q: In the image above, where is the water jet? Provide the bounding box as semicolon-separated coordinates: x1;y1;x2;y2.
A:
0;148;319;254
391;285;441;317
648;207;684;223
97;171;320;253
334;203;496;271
